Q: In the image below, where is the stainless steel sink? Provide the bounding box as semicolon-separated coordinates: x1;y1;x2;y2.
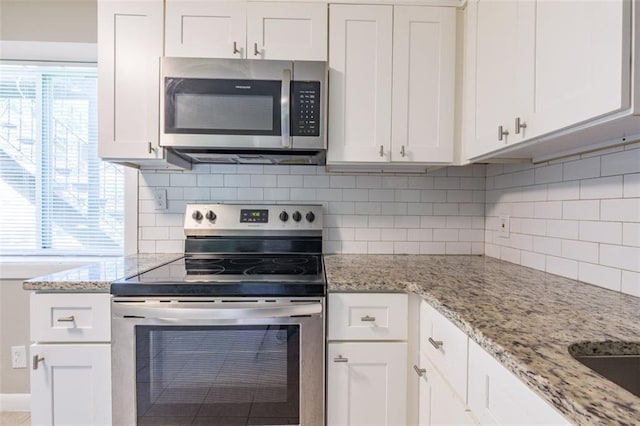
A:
569;342;640;398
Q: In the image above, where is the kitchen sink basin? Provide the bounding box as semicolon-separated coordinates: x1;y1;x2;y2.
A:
569;342;640;398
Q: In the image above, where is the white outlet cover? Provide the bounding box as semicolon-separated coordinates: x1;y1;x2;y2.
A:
11;345;26;368
498;214;510;238
153;188;168;211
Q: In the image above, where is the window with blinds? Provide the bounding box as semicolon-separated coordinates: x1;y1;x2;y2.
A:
0;64;124;255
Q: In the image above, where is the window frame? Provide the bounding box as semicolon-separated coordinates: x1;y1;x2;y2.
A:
0;41;138;258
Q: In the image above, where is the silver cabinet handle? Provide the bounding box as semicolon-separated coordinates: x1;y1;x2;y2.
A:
33;355;44;370
413;365;426;377
253;43;261;56
361;315;376;322
233;41;240;55
379;145;384;157
428;337;443;349
147;142;156;154
498;125;509;142
57;315;75;322
333;355;349;363
400;145;406;157
515;117;527;134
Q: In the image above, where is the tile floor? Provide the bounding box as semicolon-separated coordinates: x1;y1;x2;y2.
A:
0;411;30;425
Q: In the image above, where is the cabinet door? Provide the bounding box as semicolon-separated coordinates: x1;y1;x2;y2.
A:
30;344;111;426
417;353;475;426
327;5;393;163
528;0;630;136
327;342;407;426
392;6;455;163
165;0;246;58
467;339;569;425
465;0;530;159
97;0;163;160
247;2;327;61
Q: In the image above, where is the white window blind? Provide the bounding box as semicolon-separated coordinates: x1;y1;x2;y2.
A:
0;64;124;255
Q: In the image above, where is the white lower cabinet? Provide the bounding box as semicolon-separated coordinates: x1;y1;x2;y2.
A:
30;293;112;426
467;339;569;425
30;344;111;426
417;353;475;426
327;293;408;425
328;342;408;426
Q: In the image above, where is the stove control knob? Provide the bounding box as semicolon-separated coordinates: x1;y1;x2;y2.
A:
279;211;289;222
192;210;203;221
205;210;217;221
292;211;302;222
306;211;315;223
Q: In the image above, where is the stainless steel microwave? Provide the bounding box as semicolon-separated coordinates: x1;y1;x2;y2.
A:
160;58;327;164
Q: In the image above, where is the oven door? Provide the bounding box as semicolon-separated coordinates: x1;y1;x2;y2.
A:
112;298;324;426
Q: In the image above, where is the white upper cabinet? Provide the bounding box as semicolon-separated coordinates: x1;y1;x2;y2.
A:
247;2;327;61
328;4;456;166
464;0;633;161
165;0;246;58
98;0;163;161
98;0;189;168
392;6;456;163
165;1;328;61
328;4;393;164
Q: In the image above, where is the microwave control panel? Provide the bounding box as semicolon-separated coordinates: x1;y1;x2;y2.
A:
291;81;320;137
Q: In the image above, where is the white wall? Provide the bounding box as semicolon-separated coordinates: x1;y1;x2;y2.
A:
485;143;640;297
138;164;487;254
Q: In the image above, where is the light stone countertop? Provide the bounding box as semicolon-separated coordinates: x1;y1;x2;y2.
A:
324;254;640;426
23;253;182;291
23;253;640;424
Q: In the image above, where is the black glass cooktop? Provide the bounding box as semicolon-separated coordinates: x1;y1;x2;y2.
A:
111;255;326;297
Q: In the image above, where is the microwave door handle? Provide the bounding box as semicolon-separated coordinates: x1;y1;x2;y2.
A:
113;301;322;321
281;68;291;148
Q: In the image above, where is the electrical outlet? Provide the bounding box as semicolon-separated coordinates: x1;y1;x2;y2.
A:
11;346;26;369
498;214;510;238
153;188;168;210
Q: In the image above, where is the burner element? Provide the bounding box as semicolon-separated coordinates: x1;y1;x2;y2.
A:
274;258;309;265
245;264;306;275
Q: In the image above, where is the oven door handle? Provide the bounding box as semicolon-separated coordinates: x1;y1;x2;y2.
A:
113;302;322;321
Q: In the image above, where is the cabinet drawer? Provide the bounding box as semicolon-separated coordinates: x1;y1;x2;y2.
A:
30;293;111;342
328;293;408;341
420;301;468;399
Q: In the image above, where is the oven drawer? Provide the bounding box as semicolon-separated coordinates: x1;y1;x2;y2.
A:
328;293;408;341
30;293;111;343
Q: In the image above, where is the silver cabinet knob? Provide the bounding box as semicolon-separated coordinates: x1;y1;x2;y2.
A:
498;125;509;142
360;315;376;322
515;117;527;134
33;355;44;370
413;365;426;376
333;355;349;363
428;337;443;349
57;315;75;322
253;43;261;56
233;41;241;55
379;145;384;157
400;145;406;157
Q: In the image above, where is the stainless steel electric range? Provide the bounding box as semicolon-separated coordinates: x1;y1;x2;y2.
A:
111;204;325;426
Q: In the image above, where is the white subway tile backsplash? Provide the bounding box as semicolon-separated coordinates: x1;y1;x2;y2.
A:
329;175;356;188
408;203;434;215
546;220;580;239
394;216;420;228
394;242;420;254
533;236;562;256
356;176;382;189
420;216;447;229
224;174;250;187
621;271;640;297
382;176;408;189
407;228;433;242
547;181;580;201
521;251;546;271
446;216;472;229
210;187;237;201
184;187;212;200
563;157;600;181
355;202;381;215
381;228;408;241
534;164;563;184
534;201;562;219
251;175;277;188
289;188;315;201
238;188;264;201
304;175;330;188
197;175;224;187
501;247;521;264
355;228;380;241
329;202;355;215
341;241;367;253
419;242;446;254
369;215;394;229
623;174;640;198
434;229;458;241
263;188;290;201
381;202;407;215
434;177;460;190
562;200;599;220
395;190;421;202
546;256;579;280
342;215;368;228
446;242;472;255
421;190;447;202
561;240;599;263
600;199;640;222
317;189;343;202
579;221;622;244
369;189;395;202
578;262;622;292
580;176;623;200
433;203;459;216
601;148;640;176
623;223;640;247
600;244;640;272
329;227;354;241
408;176;434;189
343;189;368;201
368;241;394;254
447;190;473;203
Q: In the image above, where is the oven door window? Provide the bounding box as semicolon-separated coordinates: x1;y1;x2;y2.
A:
135;325;300;425
165;78;281;135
